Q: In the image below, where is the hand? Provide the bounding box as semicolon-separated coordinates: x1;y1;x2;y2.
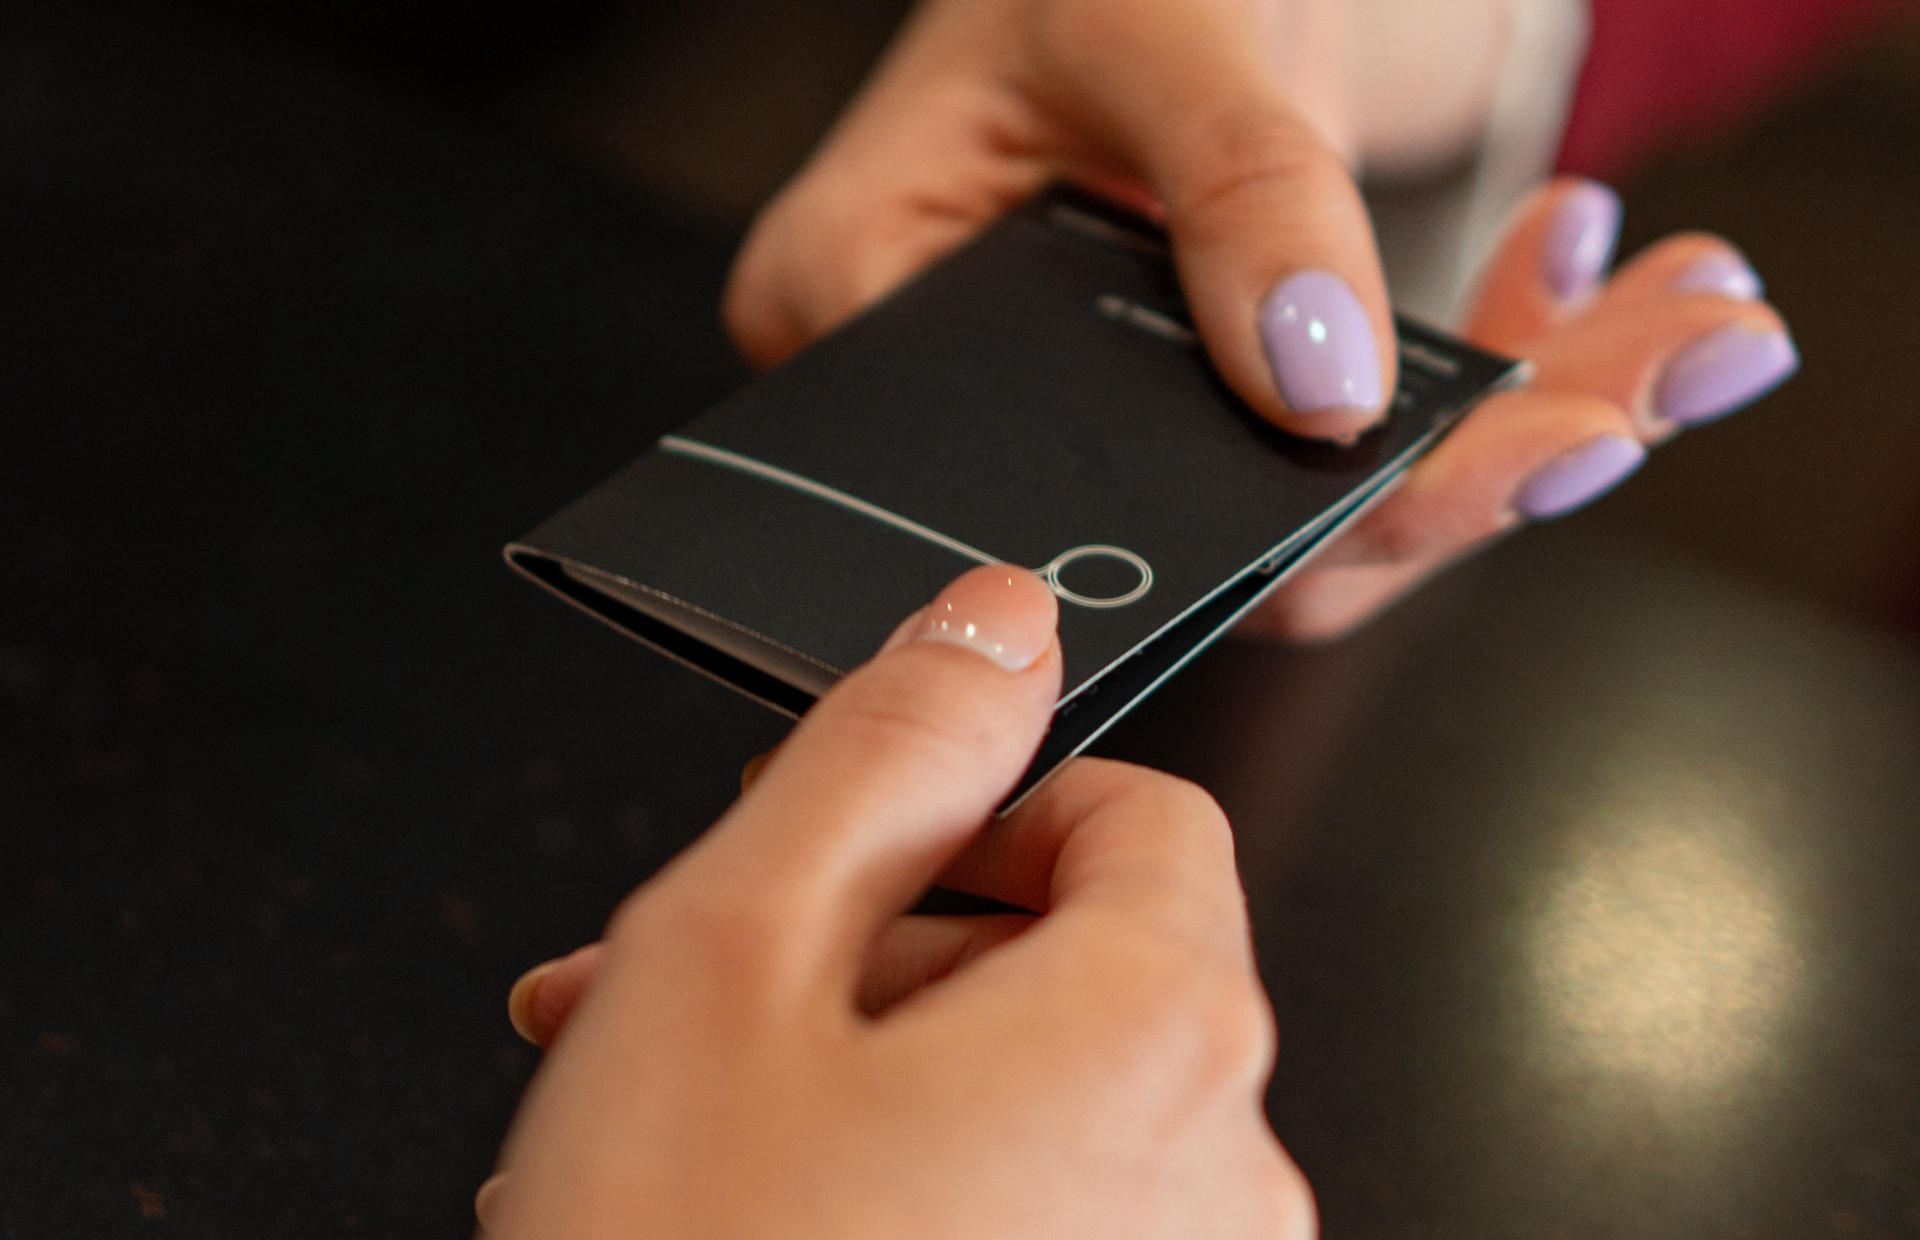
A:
477;566;1310;1239
725;0;1499;441
1246;178;1798;639
718;0;1798;641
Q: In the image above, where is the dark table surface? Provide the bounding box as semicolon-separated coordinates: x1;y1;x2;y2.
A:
5;8;1919;1238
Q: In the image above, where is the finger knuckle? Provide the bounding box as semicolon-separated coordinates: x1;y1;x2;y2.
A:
1100;771;1244;933
1261;1148;1319;1238
813;653;1020;775
614;883;791;994
1246;581;1379;646
1094;919;1201;1031
1350;501;1482;568
1039;756;1164;818
1174;109;1348;222
1081;761;1225;823
1189;963;1278;1091
1156;773;1232;832
1141;774;1237;865
1345;502;1426;564
1113;936;1274;1096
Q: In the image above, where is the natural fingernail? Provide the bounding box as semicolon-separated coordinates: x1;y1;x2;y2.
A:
1257;270;1385;417
1671;251;1763;300
507;960;559;1044
1541;181;1622;301
1514;434;1647;520
911;565;1058;672
1656;323;1799;427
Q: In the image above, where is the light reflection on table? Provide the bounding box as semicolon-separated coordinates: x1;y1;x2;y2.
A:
1528;797;1802;1091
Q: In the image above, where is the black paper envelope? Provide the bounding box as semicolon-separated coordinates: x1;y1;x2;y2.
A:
508;187;1525;803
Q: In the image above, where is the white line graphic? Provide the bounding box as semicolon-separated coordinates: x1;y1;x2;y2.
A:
657;434;1154;609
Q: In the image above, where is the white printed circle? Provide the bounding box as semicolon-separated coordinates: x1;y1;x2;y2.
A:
1040;545;1154;609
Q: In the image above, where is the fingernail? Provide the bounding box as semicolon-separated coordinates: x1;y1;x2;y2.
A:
1541;181;1622;301
507;960;558;1044
911;565;1058;672
1513;434;1647;520
1257;270;1385;416
1671;252;1763;300
1655;323;1799;427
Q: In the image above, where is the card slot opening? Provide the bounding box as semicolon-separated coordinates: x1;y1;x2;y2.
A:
506;548;820;718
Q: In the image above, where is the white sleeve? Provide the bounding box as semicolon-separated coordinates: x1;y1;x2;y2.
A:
1368;0;1593;326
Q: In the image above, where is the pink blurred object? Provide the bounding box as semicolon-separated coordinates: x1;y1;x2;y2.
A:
1560;0;1908;178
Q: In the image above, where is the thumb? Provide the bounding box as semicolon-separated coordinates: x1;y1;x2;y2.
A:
678;565;1061;989
1031;0;1395;440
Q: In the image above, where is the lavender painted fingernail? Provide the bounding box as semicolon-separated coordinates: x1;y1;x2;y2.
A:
1542;181;1623;301
1257;270;1385;416
1656;323;1800;427
1672;252;1764;300
1514;434;1647;520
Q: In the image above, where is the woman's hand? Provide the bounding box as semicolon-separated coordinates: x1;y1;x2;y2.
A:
724;0;1524;442
718;0;1797;642
1245;177;1797;639
478;565;1310;1239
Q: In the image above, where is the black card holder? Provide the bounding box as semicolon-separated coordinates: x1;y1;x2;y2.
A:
508;186;1525;804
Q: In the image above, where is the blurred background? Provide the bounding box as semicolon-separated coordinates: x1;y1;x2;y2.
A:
5;1;1919;1236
